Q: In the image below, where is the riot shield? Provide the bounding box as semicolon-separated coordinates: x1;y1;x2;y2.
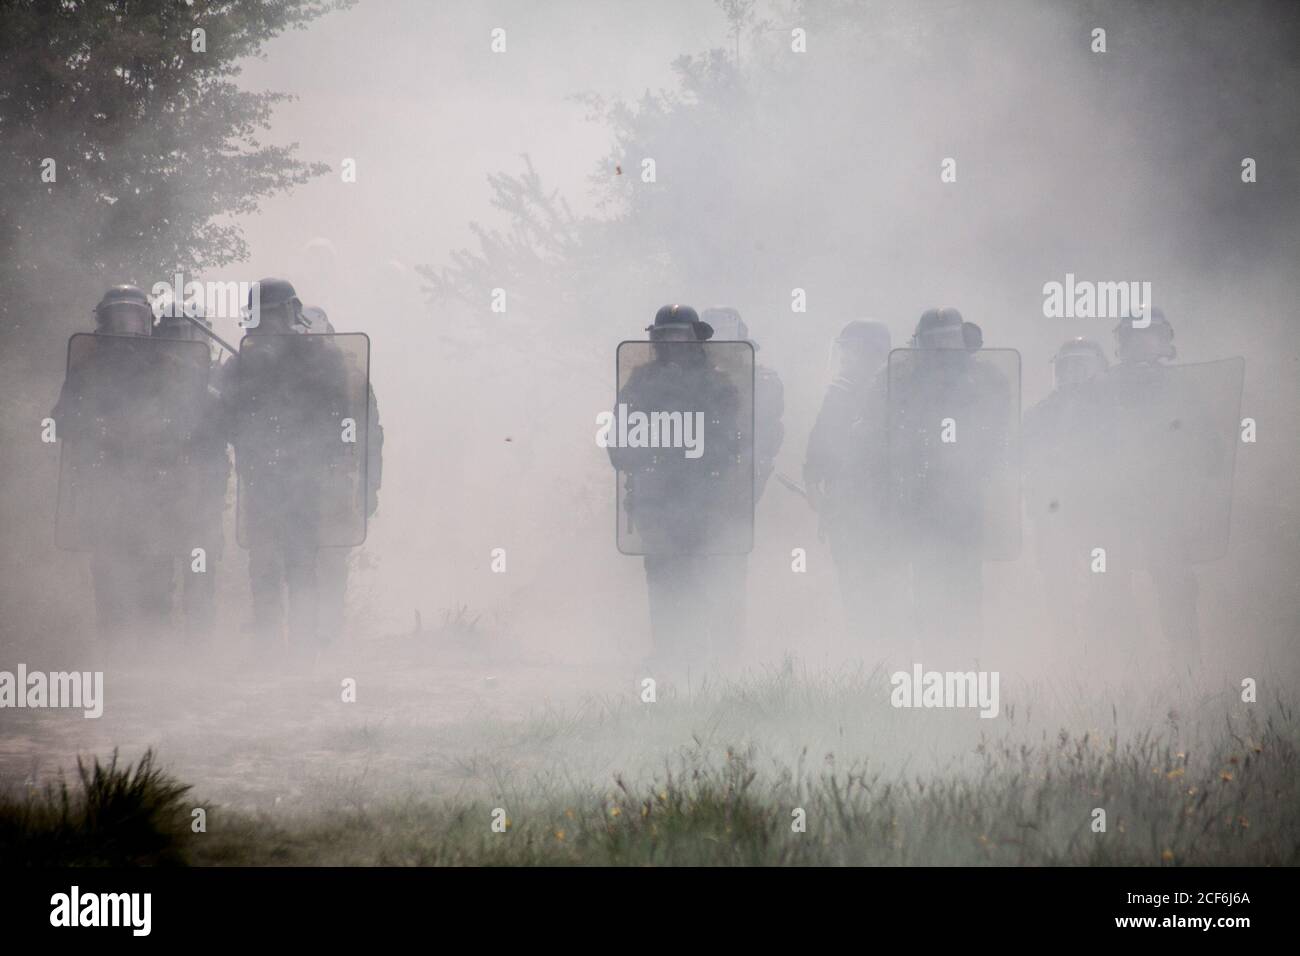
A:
1022;378;1114;571
235;332;370;549
1092;358;1244;564
613;340;754;555
55;333;212;552
886;347;1021;561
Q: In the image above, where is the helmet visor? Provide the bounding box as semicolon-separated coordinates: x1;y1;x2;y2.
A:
96;303;153;336
830;339;886;383
1054;353;1103;387
913;324;965;349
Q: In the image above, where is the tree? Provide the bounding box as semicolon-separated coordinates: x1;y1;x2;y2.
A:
0;0;350;366
422;0;1300;349
0;0;350;642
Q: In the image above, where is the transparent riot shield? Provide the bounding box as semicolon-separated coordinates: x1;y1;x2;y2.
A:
1022;377;1113;574
55;333;212;552
1093;357;1244;565
613;340;754;555
886;347;1021;561
235;332;370;549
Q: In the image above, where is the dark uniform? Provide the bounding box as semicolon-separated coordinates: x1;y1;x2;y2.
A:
52;286;176;643
233;279;365;652
887;308;1015;662
803;321;898;645
1090;310;1214;656
1022;338;1111;654
700;308;783;661
299;306;384;647
154;308;232;642
611;305;747;669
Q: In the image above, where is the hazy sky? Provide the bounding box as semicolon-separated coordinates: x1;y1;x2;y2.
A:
227;0;729;281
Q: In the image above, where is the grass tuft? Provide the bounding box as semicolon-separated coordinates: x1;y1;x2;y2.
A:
0;748;193;866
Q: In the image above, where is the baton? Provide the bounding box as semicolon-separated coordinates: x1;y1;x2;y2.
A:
179;311;239;356
773;471;808;501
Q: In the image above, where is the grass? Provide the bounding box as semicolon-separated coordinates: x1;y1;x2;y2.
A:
3;670;1297;866
0;749;193;866
185;720;1295;866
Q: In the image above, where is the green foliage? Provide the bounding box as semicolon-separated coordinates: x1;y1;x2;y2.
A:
0;748;194;866
181;681;1298;866
5;678;1296;867
0;0;349;348
423;0;1300;339
420;155;584;314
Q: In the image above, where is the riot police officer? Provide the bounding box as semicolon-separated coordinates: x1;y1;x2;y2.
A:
888;308;1015;663
298;305;384;648
1101;308;1206;656
53;286;174;645
610;305;747;672
233;278;355;654
700;308;784;501
699;307;783;661
1022;337;1110;654
803;320;899;645
154;302;232;643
